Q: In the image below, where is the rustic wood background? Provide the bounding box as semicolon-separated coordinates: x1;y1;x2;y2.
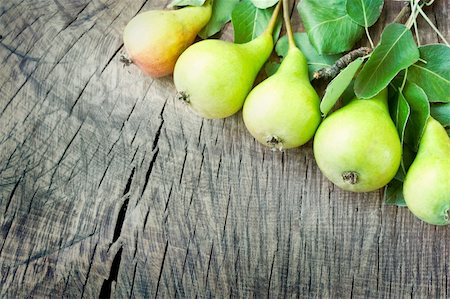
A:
0;0;449;297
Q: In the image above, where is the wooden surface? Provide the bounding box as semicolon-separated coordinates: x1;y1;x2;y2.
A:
0;0;449;297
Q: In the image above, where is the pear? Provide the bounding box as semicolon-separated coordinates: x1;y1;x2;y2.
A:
173;2;282;119
313;89;402;192
242;1;320;150
403;117;450;225
123;2;212;78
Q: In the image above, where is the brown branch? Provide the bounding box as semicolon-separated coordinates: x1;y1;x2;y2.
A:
313;1;415;81
313;47;371;80
393;2;411;24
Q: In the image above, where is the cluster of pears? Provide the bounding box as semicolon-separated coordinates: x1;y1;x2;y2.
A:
313;91;449;225
122;1;449;226
174;0;321;152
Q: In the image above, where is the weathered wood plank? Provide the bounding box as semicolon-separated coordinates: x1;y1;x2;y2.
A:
1;0;449;298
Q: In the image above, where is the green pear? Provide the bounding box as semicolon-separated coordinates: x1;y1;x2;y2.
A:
123;2;211;78
242;44;321;150
403;117;450;225
313;89;402;192
173;2;282;119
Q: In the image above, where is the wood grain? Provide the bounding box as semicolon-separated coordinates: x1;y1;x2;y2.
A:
1;0;449;298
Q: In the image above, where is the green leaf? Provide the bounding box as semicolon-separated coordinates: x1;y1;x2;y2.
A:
341;80;356;105
403;82;430;151
251;0;279;9
389;91;410;146
384;179;407;206
346;0;384;27
231;0;281;44
168;0;205;7
275;33;341;80
388;90;410;176
298;0;364;54
265;61;280;77
320;58;364;116
355;23;419;99
199;0;239;38
430;103;450;127
407;44;450;103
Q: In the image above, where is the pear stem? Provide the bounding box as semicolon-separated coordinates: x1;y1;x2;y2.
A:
265;0;282;35
282;0;296;49
313;47;371;80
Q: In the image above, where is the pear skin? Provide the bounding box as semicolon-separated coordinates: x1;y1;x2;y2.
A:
403;117;450;225
173;32;274;119
123;3;211;78
313;89;402;192
243;47;321;150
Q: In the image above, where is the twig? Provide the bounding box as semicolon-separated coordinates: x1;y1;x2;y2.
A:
411;0;421;45
393;2;411;24
313;0;426;81
313;47;371;80
365;26;375;49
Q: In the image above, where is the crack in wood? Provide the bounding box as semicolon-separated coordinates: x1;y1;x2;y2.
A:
57;2;90;32
154;240;169;299
216;153;222;179
204;242;214;289
140;148;159;199
1;14;43;62
47;120;85;192
111;167;135;244
0;0;26;19
129;261;138;299
130;122;141;146
0;210;17;258
151;101;167;151
178;151;187;185
69;71;97;114
80;243;97;299
180;223;197;285
3;176;21;215
26;189;38;214
142;209;150;234
100;44;124;75
99;246;123;299
1;20;95;118
268;248;278;298
197;119;204;146
132;230;138;259
6;230;97;270
221;192;231;242
163;183;173;214
134;0;151;17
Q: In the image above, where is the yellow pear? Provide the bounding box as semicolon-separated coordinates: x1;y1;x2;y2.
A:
123;2;211;78
173;1;282;119
243;1;320;150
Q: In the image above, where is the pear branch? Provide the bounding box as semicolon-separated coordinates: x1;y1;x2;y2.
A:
313;0;428;81
265;0;282;35
282;0;295;49
313;47;372;80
